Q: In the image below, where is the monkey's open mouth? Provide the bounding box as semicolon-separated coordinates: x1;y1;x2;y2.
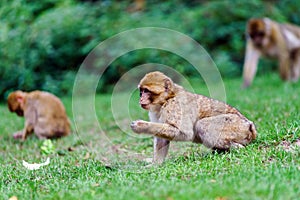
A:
16;110;24;116
141;104;150;110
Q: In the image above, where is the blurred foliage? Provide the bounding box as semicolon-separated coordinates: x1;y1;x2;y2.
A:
0;0;299;99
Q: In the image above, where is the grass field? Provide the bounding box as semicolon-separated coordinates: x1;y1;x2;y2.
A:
1;73;300;200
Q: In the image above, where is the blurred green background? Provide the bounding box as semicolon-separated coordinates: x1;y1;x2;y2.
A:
1;0;299;99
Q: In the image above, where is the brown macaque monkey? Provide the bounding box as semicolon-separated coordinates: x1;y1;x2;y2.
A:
127;0;145;12
7;90;71;140
243;18;300;88
131;71;257;164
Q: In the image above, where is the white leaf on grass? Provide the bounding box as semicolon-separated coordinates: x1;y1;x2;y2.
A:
22;157;50;170
9;196;18;200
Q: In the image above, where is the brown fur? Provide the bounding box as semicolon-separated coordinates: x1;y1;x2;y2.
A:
243;18;300;88
127;0;145;12
7;90;71;140
131;71;257;163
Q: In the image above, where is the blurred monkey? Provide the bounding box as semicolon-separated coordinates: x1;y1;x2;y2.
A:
7;90;71;140
243;18;300;87
127;0;145;12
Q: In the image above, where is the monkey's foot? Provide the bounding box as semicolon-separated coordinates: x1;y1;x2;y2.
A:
130;120;148;133
241;81;250;89
230;142;245;149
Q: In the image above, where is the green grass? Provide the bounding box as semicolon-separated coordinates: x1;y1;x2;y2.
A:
1;73;300;200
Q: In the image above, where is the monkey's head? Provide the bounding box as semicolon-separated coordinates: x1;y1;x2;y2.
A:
7;91;26;116
138;71;176;110
247;18;271;48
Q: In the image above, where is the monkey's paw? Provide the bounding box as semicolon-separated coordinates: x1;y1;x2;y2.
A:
13;131;24;140
130;120;148;133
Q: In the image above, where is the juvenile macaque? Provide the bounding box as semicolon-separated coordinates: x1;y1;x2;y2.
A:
243;18;300;87
7;90;71;140
131;71;257;164
127;0;145;12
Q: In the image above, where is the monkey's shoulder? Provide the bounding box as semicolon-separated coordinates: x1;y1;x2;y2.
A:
28;91;60;100
164;91;198;107
159;91;199;124
28;91;64;107
25;91;66;117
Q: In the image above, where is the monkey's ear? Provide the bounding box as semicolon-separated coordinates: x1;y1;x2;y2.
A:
164;78;174;93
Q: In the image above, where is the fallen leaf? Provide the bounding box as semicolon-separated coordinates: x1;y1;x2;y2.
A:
22;158;50;170
84;152;90;160
92;183;100;187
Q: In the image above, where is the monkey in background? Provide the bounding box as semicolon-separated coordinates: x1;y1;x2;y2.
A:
242;18;300;88
127;0;145;12
7;90;71;140
131;71;257;164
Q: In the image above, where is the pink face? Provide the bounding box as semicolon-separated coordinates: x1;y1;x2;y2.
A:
249;31;266;47
8;94;24;117
139;87;152;110
248;19;269;48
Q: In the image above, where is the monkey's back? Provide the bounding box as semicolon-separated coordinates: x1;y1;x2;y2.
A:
26;91;70;137
281;23;300;38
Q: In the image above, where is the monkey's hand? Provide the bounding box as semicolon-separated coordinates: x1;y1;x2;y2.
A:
13;131;24;140
242;80;250;89
130;120;149;134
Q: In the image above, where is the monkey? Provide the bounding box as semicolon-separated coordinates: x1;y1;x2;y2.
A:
130;71;257;164
242;18;300;88
127;0;145;12
7;90;71;140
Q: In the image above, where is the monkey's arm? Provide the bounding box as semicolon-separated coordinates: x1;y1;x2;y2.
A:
20;105;36;140
242;40;261;88
153;137;170;164
18;122;34;141
131;120;193;141
13;121;35;140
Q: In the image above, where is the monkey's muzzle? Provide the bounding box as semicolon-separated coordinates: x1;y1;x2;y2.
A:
141;104;150;110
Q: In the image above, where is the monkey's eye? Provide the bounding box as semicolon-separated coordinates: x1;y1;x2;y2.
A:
250;31;265;39
143;88;150;93
139;88;150;96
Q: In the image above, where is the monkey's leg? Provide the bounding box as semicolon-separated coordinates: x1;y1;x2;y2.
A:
195;114;256;150
279;53;291;80
34;126;52;139
153;137;170;164
22;107;36;140
290;49;300;81
131;120;189;141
